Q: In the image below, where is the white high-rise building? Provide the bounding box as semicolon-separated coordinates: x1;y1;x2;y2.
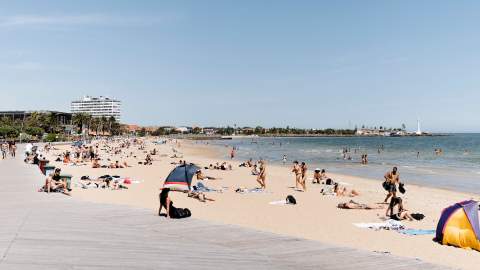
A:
71;96;121;121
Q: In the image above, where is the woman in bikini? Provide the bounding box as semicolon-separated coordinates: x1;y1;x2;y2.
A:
292;161;301;190
256;160;267;189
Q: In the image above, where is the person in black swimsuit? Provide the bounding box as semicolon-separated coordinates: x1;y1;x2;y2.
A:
158;188;190;219
43;168;70;195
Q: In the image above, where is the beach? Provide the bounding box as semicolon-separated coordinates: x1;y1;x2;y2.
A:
42;138;480;270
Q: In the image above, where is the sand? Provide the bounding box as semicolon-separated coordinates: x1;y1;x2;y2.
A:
41;138;480;270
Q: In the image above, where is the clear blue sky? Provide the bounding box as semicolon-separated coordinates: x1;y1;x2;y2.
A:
1;0;479;132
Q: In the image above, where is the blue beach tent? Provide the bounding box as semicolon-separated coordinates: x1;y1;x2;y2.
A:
163;163;200;191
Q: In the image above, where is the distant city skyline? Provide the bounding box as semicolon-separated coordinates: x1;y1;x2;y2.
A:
1;1;480;132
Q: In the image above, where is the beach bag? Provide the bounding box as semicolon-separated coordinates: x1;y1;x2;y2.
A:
398;183;406;194
382;181;390;191
172;207;191;219
286;195;297;205
411;213;425;221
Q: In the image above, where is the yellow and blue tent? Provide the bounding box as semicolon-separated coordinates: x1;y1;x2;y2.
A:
436;200;480;251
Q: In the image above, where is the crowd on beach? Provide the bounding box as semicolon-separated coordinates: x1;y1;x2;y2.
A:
20;137;427;224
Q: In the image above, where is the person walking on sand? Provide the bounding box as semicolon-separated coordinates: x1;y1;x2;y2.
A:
292;161;301;190
300;162;307;191
384;167;400;203
10;142;16;158
256;160;267;189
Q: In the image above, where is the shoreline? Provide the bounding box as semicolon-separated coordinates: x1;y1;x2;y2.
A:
42;138;480;270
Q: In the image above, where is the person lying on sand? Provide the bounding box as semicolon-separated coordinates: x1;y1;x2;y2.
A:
338;200;384;209
109;161;129;168
334;183;359;197
188;191;215;202
195;170;217;180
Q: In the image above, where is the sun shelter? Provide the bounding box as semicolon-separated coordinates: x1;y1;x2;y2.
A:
436;200;480;251
163;163;200;191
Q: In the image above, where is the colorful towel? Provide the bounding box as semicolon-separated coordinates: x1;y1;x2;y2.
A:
398;229;435;236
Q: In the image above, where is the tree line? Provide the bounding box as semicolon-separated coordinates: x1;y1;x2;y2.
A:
0;112;123;141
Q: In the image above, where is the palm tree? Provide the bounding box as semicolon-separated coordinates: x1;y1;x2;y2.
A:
72;113;90;136
89;118;100;136
107;116;116;135
100;116;108;135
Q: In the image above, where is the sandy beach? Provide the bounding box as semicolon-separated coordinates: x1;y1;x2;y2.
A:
42;138;480;270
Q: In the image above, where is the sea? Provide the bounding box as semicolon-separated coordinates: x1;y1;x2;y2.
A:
207;134;480;194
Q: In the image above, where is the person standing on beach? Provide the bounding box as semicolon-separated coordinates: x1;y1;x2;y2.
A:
10;142;16;158
283;155;287;165
300;162;307;191
384;167;400;203
230;147;235;159
292;161;301;190
1;142;7;159
256;160;267;189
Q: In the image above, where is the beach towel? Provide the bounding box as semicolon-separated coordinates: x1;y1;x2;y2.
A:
193;182;219;193
269;200;287;205
354;219;404;231
235;187;267;194
398;229;435;236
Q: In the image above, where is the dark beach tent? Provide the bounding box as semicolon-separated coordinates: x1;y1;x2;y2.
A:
435;200;480;251
163;163;200;191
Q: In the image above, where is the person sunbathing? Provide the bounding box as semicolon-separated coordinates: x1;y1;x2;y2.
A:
109;161;128;168
92;158;101;168
187;191;215;202
338;200;383;209
334;183;359;197
41;168;70;196
251;164;259;175
195;170;217;180
386;197;414;221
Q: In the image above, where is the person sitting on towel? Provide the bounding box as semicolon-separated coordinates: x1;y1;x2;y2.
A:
42;168;70;195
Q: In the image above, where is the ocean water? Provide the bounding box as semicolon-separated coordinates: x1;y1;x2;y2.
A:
208;134;480;194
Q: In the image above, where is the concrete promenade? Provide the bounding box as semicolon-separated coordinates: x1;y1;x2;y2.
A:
0;156;450;269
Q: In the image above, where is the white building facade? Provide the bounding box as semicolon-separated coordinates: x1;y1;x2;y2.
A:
71;96;121;121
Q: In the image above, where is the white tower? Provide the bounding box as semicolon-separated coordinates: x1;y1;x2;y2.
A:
416;119;422;135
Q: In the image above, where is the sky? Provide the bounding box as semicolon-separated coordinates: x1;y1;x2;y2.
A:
1;0;480;132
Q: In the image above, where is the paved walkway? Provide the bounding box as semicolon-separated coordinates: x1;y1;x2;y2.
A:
0;156;451;269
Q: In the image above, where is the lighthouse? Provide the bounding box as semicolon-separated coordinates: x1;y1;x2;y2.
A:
416;119;422;135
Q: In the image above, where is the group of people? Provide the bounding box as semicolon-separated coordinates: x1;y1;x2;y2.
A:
292;161;308;191
382;167;416;221
1;141;16;159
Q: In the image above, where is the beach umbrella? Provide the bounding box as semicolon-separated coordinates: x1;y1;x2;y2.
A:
163;163;200;191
